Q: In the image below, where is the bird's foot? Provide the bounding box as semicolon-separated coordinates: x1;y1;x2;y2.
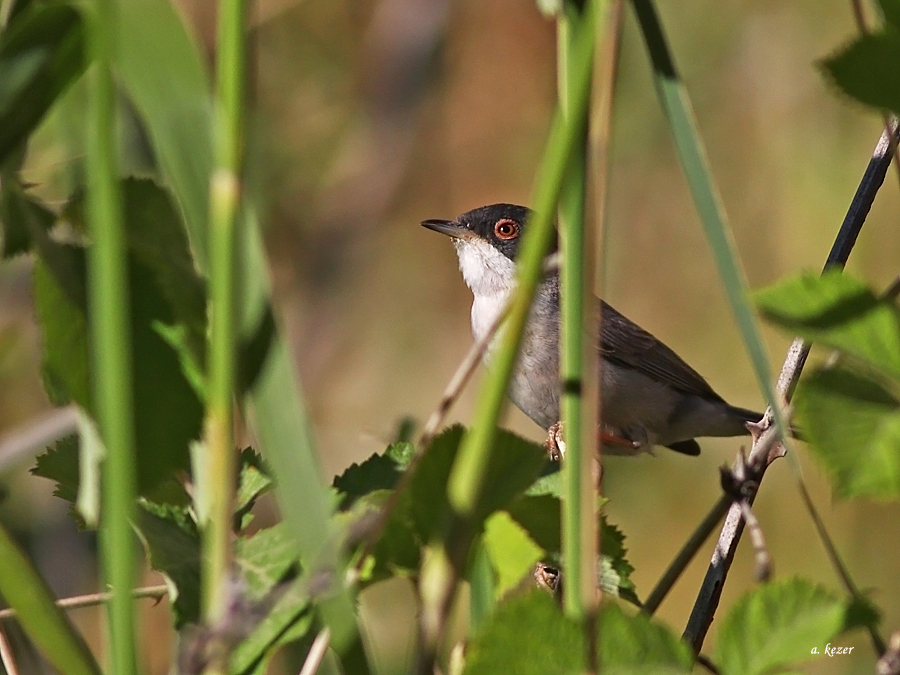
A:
545;422;566;461
545;422;639;461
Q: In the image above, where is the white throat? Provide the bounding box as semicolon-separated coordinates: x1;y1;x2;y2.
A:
453;238;517;344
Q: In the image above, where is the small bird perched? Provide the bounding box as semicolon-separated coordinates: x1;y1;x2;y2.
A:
422;203;762;456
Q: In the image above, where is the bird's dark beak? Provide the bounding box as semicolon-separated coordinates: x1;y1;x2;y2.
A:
421;218;467;238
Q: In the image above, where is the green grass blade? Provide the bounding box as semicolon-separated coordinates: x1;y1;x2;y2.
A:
114;0;213;268
631;0;786;437
85;0;137;671
0;521;101;675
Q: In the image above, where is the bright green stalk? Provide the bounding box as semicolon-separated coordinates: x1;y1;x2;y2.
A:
558;0;601;637
446;0;599;518
85;0;137;671
202;0;245;644
0;522;101;675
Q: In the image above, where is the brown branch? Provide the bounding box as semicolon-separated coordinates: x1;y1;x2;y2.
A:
298;628;330;675
0;585;168;621
683;121;899;652
0;623;19;675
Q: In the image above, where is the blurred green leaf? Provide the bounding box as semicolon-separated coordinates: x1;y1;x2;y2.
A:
135;500;201;628
114;0;212;265
599;522;637;603
33;179;205;493
754;270;900;378
230;523;314;675
235;523;299;595
878;0;900;29
463;590;584;675
596;603;693;674
716;577;851;675
0;175;54;257
482;512;543;598
796;367;900;499
0;520;101;675
235;448;273;530
822;31;900;114
0;2;86;165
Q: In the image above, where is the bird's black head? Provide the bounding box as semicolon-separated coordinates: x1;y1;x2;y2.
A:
421;203;541;261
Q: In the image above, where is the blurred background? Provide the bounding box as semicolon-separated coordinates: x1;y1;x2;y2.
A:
2;0;899;672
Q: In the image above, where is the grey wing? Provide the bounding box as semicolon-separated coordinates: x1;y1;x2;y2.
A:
599;301;725;402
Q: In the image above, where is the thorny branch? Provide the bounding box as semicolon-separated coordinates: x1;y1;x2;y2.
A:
683;120;900;652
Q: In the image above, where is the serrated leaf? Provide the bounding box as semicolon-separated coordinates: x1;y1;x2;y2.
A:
332;443;411;511
796;367;900;499
464;590;584;675
482;512;543;598
596;603;693;674
0;2;86;165
754;270;900;378
821;31;900;115
135;501;201;628
31;435;79;504
715;578;850;675
600;522;637;602
235;448;273;530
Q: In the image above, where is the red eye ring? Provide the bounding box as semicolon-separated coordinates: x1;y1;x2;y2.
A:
494;218;519;240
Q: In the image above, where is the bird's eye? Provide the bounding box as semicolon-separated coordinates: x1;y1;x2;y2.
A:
494;218;519;240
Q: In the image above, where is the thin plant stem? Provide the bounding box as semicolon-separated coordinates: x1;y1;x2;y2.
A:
0;623;19;675
0;585;168;621
415;3;600;669
298;629;331;675
85;0;137;670
202;0;246;655
558;3;603;670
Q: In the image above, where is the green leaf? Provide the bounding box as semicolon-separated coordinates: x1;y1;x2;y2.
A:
716;578;851;675
0;176;54;258
505;494;636;600
31;435;79;507
596;603;693;674
463;590;584;675
114;0;212;265
0;520;101;675
411;426;547;541
821;31;900;115
230;523;313;675
796;367;900;499
878;0;900;29
0;2;86;165
135;501;201;628
754;270;900;378
33;180;205;493
235;448;273;529
482;512;543;597
332;442;411;510
235;523;299;595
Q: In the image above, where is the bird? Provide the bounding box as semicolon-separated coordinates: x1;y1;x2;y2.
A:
421;203;762;456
